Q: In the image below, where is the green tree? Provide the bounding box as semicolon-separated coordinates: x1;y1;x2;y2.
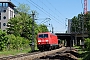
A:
37;24;49;33
71;13;86;33
7;4;49;51
17;3;30;13
7;4;32;38
71;16;79;33
84;13;90;37
7;13;33;39
7;16;22;36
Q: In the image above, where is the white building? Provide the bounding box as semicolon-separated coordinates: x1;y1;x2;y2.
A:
0;0;15;30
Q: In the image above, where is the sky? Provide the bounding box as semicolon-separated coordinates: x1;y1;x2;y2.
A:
11;0;90;33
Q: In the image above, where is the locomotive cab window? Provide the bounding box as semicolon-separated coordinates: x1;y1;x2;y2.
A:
39;34;43;38
44;34;48;38
39;34;48;38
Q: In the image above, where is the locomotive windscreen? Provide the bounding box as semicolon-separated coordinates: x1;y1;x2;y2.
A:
38;34;48;38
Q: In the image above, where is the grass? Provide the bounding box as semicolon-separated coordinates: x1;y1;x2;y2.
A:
78;58;83;60
0;48;31;57
0;45;39;57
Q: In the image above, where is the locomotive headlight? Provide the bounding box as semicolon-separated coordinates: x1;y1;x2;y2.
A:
46;40;48;42
38;40;41;42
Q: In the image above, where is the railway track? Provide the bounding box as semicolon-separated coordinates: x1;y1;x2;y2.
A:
0;47;66;60
38;47;78;60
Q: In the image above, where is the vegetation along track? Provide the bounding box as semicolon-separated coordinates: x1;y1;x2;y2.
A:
0;47;66;60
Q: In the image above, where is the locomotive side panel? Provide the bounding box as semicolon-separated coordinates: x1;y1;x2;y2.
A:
50;34;58;45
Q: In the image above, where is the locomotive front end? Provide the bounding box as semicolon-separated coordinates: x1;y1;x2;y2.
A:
37;33;50;51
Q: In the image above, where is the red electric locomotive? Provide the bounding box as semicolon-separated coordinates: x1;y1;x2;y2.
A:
37;32;59;51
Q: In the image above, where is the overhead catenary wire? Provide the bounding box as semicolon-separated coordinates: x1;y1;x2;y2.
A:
28;0;64;25
39;0;65;21
13;0;51;26
27;0;50;17
27;0;65;33
46;0;66;18
13;0;65;33
45;0;67;31
14;0;64;25
12;0;20;5
27;0;54;25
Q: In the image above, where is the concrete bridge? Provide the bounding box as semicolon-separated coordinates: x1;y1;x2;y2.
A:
55;33;88;47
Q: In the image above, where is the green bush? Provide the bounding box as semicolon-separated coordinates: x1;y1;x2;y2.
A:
6;34;30;50
0;30;8;51
85;38;90;51
0;29;35;51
